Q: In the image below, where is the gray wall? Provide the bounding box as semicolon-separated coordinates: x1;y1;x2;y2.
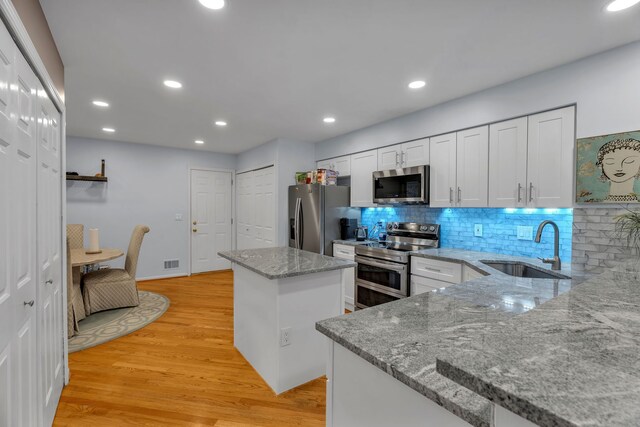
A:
316;40;640;160
66;137;237;279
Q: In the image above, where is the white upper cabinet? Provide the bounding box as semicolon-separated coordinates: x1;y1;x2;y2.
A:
350;149;378;207
377;139;430;170
489;117;528;207
316;159;332;170
402;138;430;167
456;126;489;207
377;145;402;170
317;155;351;177
527;106;575;208
429;133;457;207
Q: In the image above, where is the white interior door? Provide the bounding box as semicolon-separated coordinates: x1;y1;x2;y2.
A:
252;167;275;248
236;172;253;250
0;20;15;427
36;87;64;426
191;170;232;273
13;41;38;427
236;167;276;250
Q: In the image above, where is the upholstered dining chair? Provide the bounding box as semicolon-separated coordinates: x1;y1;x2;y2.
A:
67;224;84;249
82;225;150;315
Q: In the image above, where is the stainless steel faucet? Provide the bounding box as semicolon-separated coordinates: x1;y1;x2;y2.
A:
535;220;561;271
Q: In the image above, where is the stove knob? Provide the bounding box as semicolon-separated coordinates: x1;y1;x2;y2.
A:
392;223;399;230
420;225;428;231
429;226;436;232
387;223;393;230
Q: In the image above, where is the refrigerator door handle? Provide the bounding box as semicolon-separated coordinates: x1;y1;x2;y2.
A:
298;198;304;249
294;197;301;249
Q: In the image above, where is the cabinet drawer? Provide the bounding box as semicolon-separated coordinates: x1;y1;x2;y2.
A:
333;244;355;260
411;257;462;284
410;275;454;296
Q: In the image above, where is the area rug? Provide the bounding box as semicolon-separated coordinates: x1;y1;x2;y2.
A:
68;291;170;353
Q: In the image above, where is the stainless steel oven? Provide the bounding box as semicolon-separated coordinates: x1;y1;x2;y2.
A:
355;255;408;300
354;222;440;310
373;165;429;205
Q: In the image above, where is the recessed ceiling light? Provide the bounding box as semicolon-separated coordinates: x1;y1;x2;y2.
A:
323;117;336;124
195;139;205;144
199;0;225;9
215;121;227;127
163;80;182;89
408;80;426;89
102;127;115;133
606;0;640;11
92;100;109;107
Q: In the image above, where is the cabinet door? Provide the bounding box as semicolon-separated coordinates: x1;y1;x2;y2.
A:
402;138;429;167
316;159;333;170
377;144;402;170
333;155;351;177
429;133;457;207
489;118;528;207
456;126;489;207
350;149;378;207
527;106;575;208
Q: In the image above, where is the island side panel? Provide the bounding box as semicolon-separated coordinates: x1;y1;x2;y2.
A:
330;342;475;427
277;270;343;394
233;265;280;391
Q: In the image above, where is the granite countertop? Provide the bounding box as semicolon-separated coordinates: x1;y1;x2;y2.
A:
436;259;640;427
218;247;355;280
316;249;586;427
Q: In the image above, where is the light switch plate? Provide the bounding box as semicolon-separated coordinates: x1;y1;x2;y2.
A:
474;224;483;237
517;226;533;240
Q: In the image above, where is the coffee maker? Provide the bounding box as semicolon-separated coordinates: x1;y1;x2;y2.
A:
339;218;358;240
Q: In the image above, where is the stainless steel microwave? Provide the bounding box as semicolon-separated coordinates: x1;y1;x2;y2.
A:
372;165;429;204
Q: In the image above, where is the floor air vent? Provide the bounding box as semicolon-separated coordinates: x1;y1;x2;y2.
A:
164;259;179;269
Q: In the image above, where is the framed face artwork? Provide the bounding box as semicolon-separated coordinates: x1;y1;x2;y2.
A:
576;130;640;203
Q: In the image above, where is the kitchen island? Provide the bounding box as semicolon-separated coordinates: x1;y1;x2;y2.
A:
316;249;583;427
219;247;355;394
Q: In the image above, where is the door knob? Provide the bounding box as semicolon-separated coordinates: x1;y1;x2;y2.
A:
192;228;198;232
193;221;197;225
24;300;34;307
45;279;53;285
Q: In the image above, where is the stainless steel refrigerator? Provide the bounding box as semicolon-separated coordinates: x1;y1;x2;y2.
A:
289;184;360;256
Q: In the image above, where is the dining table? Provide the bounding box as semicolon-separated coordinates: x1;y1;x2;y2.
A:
67;248;124;338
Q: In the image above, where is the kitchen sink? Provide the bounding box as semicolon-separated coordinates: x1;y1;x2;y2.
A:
480;261;570;279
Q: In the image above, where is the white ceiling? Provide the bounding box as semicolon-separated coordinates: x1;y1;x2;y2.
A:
41;0;640;154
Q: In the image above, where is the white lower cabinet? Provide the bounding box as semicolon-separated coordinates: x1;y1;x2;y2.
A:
333;244;356;311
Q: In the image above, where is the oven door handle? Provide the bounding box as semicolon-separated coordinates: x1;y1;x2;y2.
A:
355;256;407;272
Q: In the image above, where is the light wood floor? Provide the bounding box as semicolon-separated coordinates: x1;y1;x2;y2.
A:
53;271;326;426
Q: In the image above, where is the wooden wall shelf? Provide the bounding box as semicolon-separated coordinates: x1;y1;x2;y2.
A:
66;175;108;182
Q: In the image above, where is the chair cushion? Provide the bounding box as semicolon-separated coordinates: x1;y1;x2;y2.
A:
83;268;132;286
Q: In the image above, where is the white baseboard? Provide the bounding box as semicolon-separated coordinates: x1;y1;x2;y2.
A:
137;273;188;282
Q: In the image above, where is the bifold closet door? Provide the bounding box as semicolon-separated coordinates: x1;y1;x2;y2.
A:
0;20;39;426
37;87;64;426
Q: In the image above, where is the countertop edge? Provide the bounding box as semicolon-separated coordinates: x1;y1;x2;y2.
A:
219;251;356;280
316;322;491;427
435;358;575;427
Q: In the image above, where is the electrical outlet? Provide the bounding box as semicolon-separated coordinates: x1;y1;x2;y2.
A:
175;213;183;221
474;224;483;237
517;226;533;240
280;327;292;347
